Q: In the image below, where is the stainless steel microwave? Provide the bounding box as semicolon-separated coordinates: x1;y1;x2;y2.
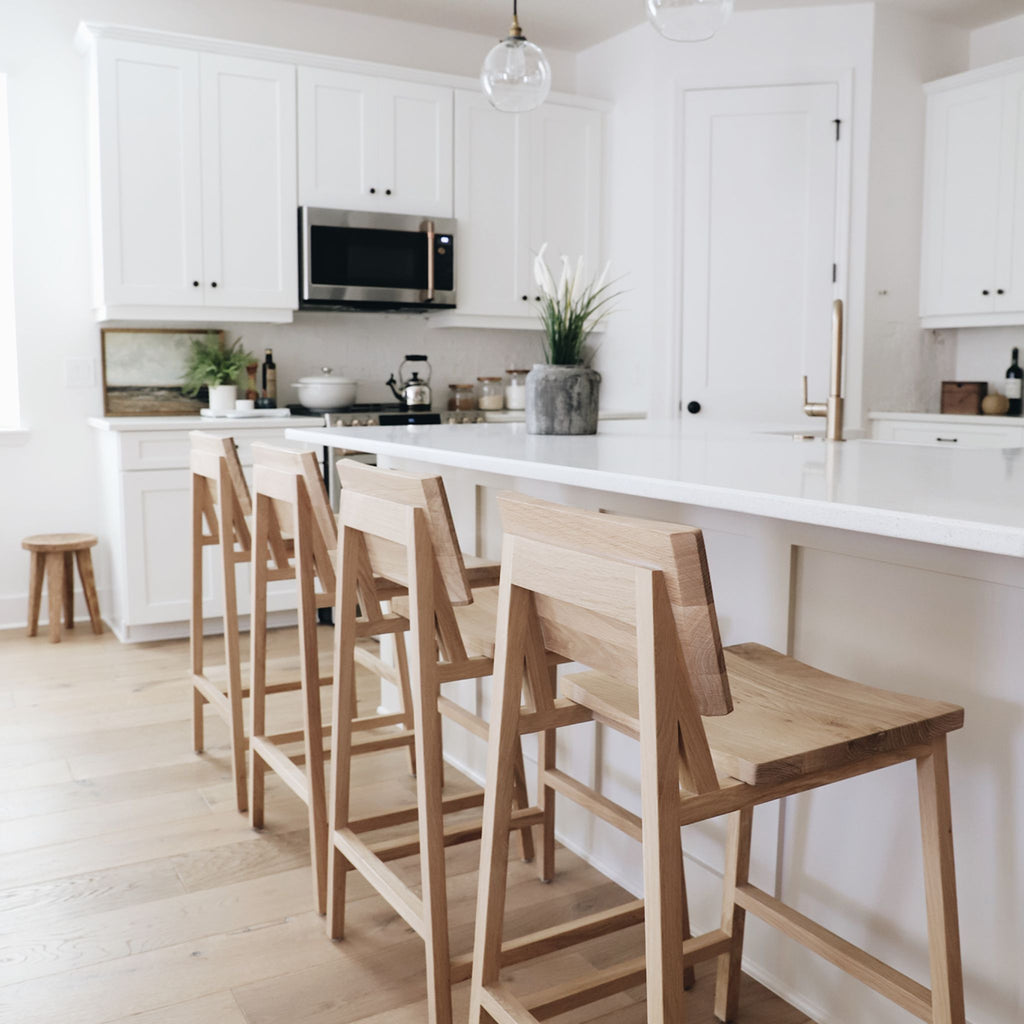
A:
299;207;456;310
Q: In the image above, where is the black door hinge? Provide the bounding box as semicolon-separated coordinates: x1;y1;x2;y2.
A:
832;263;838;283
833;118;841;142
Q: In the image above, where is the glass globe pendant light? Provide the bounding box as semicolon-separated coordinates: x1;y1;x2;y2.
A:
480;0;551;113
646;0;734;42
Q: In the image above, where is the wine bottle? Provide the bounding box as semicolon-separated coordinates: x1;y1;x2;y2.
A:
262;348;277;408
1006;347;1022;417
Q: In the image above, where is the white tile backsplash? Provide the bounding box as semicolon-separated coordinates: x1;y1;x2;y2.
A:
223;312;548;409
954;326;1024;397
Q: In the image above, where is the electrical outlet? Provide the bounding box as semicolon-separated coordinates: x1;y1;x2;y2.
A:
65;357;97;388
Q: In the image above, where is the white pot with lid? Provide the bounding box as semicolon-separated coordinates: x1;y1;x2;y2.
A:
292;368;357;409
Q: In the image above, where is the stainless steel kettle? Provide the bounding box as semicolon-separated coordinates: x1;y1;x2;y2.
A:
386;354;432;410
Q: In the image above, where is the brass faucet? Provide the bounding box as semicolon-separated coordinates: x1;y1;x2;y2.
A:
802;298;845;442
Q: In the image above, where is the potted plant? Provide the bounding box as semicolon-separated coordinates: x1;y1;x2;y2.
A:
527;244;620;435
181;333;253;414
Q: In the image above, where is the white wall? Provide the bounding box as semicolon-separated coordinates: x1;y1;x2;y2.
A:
577;3;878;424
0;0;575;628
970;11;1024;67
860;5;965;415
0;74;17;429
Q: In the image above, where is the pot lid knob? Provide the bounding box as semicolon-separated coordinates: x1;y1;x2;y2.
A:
320;367;333;375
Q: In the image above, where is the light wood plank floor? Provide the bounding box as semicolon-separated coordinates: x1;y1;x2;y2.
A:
0;624;815;1023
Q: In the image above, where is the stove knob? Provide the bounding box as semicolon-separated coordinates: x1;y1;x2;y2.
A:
475;415;486;423
446;415;457;424
349;418;362;427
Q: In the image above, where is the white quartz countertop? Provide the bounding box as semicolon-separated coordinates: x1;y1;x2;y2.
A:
89;415;327;432
285;419;1024;558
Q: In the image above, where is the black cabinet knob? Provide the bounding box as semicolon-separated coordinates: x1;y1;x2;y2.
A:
521;295;528;301
385;189;392;196
982;289;990;296
369;187;376;194
211;282;217;288
998;288;1006;295
192;281;199;288
686;401;701;415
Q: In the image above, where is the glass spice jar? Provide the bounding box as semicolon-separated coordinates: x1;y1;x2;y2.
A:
477;376;504;411
504;369;528;410
447;383;477;411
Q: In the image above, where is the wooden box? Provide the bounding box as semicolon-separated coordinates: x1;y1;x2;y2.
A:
940;381;987;415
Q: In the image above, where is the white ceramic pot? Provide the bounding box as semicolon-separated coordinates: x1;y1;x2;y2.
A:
292;368;357;409
208;384;237;414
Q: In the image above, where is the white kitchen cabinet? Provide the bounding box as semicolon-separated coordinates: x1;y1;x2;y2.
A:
83;31;297;323
297;67;453;217
920;63;1024;327
433;91;603;328
90;418;324;642
869;413;1024;447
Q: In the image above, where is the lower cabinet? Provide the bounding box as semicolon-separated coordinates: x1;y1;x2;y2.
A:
92;419;324;642
870;414;1024;447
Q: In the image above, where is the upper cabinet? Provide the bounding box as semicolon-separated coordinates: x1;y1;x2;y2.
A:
84;33;298;323
437;91;603;328
298;68;453;217
920;64;1024;328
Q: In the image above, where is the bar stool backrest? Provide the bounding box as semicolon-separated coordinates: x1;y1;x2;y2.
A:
498;491;731;718
337;460;474;607
189;432;252;556
251;444;337;598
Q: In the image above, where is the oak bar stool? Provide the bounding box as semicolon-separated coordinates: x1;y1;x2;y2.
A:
248;444;419;915
469;493;965;1024
23;533;103;643
189;432;255;812
326;461;546;1024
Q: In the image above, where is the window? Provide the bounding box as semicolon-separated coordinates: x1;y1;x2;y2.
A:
0;74;20;431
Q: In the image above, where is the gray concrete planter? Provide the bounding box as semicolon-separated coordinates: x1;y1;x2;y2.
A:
525;364;601;435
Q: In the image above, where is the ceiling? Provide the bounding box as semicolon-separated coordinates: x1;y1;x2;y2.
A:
284;0;1022;51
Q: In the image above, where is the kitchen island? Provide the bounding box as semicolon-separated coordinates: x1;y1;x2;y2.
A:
287;419;1022;1024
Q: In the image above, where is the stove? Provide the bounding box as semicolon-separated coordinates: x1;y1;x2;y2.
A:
287;402;487;426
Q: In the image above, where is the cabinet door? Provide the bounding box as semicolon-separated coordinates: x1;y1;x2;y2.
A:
995;73;1024;314
94;41;203;307
200;54;297;309
920;80;1004;318
377;79;453;217
297;66;376;210
526;104;603;295
451;90;532;318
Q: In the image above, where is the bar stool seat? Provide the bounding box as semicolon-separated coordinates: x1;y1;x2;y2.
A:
22;533;102;643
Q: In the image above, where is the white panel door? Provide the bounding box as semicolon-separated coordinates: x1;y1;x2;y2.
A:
451;90;531;318
96;41;203;306
995;72;1024;314
527;104;603;302
378;79;453;217
919;79;1003;317
297;66;375;209
681;84;839;423
200;54;297;309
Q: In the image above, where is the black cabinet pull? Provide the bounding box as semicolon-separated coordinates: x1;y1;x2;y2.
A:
935;437;958;443
192;281;199;288
369;187;376;194
998;288;1006;295
385;189;392;195
521;295;528;301
686;401;701;414
211;282;217;288
982;289;990;296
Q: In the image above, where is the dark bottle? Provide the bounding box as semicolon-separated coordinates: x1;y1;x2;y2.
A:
1006;347;1023;416
262;348;277;407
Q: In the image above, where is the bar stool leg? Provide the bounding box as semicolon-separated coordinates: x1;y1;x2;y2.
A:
917;737;965;1024
469;584;532;1024
62;551;75;629
249;492;271;830
76;548;103;634
191;475;207;755
27;550;44;637
714;806;753;1021
220;517;248;814
45;552;64;643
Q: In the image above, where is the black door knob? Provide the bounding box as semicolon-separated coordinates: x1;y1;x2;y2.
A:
686;401;701;414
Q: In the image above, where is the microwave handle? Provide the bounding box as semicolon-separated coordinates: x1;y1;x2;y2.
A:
424;220;435;303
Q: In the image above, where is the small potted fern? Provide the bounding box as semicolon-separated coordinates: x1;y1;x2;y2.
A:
181;333;253;414
528;244;620;435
